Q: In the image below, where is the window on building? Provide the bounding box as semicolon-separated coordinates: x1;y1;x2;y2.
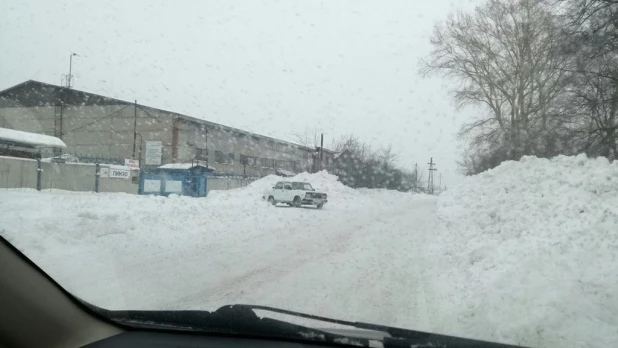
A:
240;154;257;166
278;160;292;170
215;151;234;164
260;158;275;168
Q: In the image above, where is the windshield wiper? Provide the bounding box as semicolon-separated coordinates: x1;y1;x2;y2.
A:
92;303;524;348
231;304;523;348
97;304;349;344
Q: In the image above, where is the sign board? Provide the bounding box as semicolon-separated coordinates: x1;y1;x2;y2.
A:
99;167;110;178
124;159;140;169
109;168;131;180
145;141;162;165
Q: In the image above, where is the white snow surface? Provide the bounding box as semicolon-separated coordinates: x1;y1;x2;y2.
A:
1;160;616;347
0;127;67;148
159;162;210;169
435;154;618;347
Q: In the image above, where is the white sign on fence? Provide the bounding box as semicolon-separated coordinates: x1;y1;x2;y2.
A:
124;159;140;169
109;168;131;179
145;141;162;165
99;167;110;178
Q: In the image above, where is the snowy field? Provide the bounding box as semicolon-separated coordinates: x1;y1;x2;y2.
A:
1;157;617;347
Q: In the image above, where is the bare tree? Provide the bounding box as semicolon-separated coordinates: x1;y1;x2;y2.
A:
292;126;321;149
421;0;571;164
291;126;322;172
557;0;618;159
378;144;398;170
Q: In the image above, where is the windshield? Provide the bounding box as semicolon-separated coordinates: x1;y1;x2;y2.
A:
292;182;313;191
1;1;616;347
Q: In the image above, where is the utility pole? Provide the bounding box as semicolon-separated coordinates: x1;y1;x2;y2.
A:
320;133;324;171
428;157;437;194
439;173;442;191
132;100;138;159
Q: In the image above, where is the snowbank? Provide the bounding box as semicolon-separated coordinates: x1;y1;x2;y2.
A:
434;154;618;347
244;171;358;197
208;171;365;208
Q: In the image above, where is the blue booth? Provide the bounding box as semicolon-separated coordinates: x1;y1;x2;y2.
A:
139;164;213;197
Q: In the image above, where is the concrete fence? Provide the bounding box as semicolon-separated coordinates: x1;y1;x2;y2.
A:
0;156;139;193
0;156;256;195
207;176;254;192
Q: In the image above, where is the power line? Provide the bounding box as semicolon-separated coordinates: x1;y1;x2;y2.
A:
136;105;164;123
62;105;131;135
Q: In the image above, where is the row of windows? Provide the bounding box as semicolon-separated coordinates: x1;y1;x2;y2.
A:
237;154;298;171
194;148;300;171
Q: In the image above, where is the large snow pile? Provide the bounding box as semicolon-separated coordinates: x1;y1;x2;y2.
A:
209;171;362;206
434;154;618;347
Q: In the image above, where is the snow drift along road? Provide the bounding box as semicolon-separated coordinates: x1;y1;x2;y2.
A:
435;154;618;347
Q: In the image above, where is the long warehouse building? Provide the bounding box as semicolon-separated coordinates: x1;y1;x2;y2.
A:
0;80;333;177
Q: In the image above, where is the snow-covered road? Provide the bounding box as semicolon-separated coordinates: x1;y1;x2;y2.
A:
0;178;443;336
3;158;618;348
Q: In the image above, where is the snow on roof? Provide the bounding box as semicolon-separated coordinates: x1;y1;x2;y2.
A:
159;163;213;170
276;168;296;177
0;127;66;148
107;164;134;171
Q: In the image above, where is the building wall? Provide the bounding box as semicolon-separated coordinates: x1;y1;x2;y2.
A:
174;118;325;177
0;105;55;136
0;102;334;177
0;104;173;162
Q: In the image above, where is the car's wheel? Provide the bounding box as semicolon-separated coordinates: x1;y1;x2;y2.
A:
268;196;276;206
293;196;301;208
316;203;324;209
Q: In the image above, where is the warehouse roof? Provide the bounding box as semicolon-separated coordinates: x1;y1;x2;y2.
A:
0;127;67;149
0;80;334;154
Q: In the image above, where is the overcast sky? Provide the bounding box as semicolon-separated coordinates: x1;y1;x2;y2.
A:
0;0;483;187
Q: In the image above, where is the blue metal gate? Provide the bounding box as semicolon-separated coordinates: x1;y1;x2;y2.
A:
138;167;210;197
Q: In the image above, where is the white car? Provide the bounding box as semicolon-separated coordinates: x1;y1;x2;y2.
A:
263;181;328;209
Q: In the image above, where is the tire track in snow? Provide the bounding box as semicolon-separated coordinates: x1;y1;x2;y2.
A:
169;197;443;334
170;201;418;309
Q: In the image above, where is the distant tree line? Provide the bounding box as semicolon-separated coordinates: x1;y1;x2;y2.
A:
421;0;618;175
328;135;425;191
293;129;424;191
